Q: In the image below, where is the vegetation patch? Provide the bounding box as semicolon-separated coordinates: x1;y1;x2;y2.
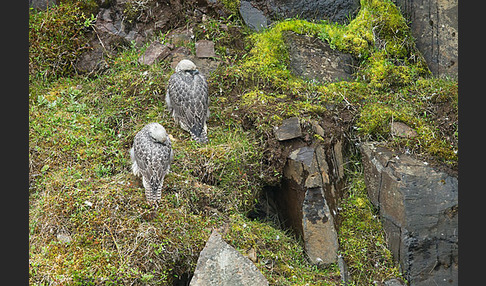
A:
29;1;98;81
224;214;342;285
29;19;336;284
219;0;241;16
337;166;404;285
355;78;458;167
213;0;456;169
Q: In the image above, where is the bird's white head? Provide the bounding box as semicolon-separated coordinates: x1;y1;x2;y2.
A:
175;59;197;73
149;123;168;143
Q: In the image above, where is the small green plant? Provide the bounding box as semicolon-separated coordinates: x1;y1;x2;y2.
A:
81;13;97;28
123;0;151;24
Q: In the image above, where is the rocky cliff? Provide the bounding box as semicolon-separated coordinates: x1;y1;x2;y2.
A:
29;0;458;285
362;143;458;285
392;0;458;78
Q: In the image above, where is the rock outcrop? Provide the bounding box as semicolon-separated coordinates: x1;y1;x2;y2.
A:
251;0;361;24
239;0;457;78
283;31;356;83
273;117;302;141
76;4;144;74
136;38;219;75
361;142;458;285
138;41;173;66
239;1;269;32
190;230;269;286
392;0;458;78
74;0;230;74
273;117;348;265
279;145;338;265
239;0;361;32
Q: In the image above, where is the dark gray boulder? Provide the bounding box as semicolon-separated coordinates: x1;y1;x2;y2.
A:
283;31;356;83
239;1;269;32
392;0;458;78
361;142;458;285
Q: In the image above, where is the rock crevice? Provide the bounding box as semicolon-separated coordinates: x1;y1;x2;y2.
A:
271;117;348;265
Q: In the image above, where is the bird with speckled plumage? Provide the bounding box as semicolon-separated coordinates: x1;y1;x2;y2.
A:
166;59;210;143
130;122;174;204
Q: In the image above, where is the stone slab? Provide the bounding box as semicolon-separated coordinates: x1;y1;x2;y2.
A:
190;230;269;286
360;142;458;285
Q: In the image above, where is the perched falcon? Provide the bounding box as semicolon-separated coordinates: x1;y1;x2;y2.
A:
130;122;174;204
166;59;209;143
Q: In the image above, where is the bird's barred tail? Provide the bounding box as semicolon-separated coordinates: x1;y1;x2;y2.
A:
145;188;162;203
191;128;208;144
142;176;163;203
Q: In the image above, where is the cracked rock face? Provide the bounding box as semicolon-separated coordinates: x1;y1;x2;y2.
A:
283;31;356;84
190;230;269;286
251;0;360;24
392;0;458;78
277;142;345;265
361;142;458;285
302;187;338;265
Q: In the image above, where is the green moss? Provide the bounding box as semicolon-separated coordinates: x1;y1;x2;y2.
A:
321;0;430;89
354;77;458;167
225;214;341;285
358;50;429;89
241;89;284;107
242;19;322;87
321;10;373;57
219;0;241;17
323;0;413;57
338;169;404;285
357;103;394;138
235;0;429;96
